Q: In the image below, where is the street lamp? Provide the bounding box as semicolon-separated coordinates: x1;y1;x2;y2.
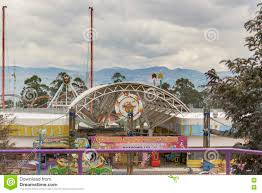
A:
151;72;164;88
157;72;164;88
203;107;210;148
127;110;134;174
37;129;46;175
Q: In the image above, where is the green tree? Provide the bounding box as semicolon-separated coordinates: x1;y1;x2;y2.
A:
112;72;126;83
49;72;68;96
50;72;87;96
72;77;88;94
173;78;203;108
161;82;170;91
21;75;49;107
205;3;262;174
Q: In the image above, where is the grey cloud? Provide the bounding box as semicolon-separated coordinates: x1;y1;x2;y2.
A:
0;0;259;72
212;0;256;7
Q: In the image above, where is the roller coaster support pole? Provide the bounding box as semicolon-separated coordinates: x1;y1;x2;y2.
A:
78;152;83;175
225;151;231;175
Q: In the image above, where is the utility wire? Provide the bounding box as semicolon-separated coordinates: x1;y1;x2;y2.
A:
210;117;231;128
37;114;67;126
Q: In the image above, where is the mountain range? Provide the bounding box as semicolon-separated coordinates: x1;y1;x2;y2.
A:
0;66;230;94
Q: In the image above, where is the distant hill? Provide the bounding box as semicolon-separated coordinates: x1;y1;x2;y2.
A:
95;66;207;88
0;66;230;94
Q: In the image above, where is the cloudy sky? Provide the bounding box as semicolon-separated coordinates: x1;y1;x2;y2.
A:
0;0;258;72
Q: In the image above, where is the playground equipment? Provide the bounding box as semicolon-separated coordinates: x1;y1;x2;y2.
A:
48;158;69;175
202;160;215;171
48;137;112;175
165;153;176;161
87;156;112;175
1;148;261;175
48;152;112;175
151;152;160;167
200;159;227;173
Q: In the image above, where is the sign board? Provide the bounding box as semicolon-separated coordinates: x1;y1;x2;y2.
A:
91;136;187;149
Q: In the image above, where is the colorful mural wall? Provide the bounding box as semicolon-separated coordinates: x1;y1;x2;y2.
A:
174;112;232;136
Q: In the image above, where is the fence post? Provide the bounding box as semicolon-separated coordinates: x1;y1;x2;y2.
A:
225;151;231;175
69;107;76;148
78;152;83;175
127;111;134;175
203;107;210;148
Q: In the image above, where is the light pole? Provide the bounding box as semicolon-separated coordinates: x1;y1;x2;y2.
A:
157;72;164;88
37;129;46;175
151;72;164;88
203;106;210;148
127;110;134;175
69;107;76;148
152;73;157;86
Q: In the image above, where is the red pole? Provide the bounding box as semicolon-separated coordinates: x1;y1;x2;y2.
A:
89;7;93;88
88;7;94;114
2;6;7;111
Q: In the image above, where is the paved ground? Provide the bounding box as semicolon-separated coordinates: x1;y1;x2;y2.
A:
112;167;203;175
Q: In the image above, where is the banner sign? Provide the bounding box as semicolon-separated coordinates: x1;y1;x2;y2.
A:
33;137;69;149
91;136;187;149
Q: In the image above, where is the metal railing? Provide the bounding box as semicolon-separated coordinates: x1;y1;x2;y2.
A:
0;148;261;175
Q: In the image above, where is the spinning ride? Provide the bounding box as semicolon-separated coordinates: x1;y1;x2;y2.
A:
69;82;190;131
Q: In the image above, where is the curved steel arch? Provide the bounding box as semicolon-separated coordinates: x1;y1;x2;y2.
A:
69;82;190;129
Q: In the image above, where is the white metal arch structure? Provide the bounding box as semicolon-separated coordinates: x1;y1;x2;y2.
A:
69;82;190;129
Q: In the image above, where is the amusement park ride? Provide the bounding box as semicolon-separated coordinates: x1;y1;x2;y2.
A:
47;74;81;108
1;4;258;177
